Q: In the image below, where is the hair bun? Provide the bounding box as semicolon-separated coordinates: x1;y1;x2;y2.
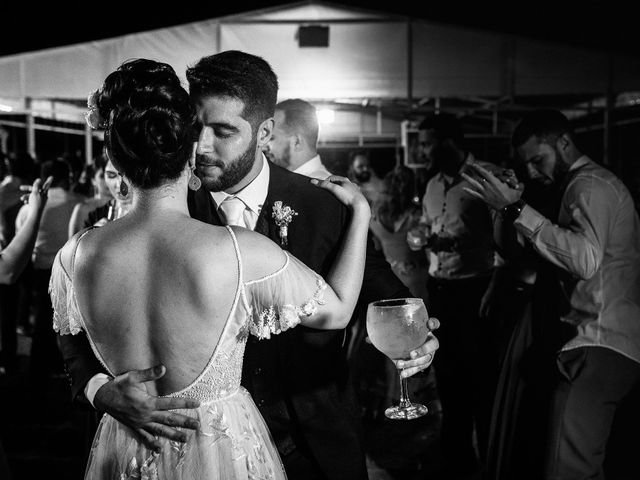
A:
97;59;196;189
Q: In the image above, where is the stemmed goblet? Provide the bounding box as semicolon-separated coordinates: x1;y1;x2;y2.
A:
366;298;431;420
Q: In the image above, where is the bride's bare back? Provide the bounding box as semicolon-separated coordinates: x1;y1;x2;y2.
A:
68;212;241;396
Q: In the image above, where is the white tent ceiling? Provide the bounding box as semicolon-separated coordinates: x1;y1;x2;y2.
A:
1;0;639;167
1;1;638;106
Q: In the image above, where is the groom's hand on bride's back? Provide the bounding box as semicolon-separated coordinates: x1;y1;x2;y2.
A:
93;365;200;452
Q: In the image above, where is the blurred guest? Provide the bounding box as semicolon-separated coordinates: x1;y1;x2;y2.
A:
0;152;35;374
481;177;567;480
407;112;496;477
264;98;332;179
71;162;96;198
348;150;384;205
15;159;82;381
68;154;113;237
0;178;51;281
0;152;6;180
464;109;640;480
0;153;35;245
0;177;51;480
83;157;132;227
370;166;428;300
66;151;85;191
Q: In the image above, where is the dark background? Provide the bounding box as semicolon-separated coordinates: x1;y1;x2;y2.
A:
0;1;632;56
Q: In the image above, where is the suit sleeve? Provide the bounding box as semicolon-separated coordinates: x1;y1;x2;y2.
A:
57;332;106;403
360;231;412;305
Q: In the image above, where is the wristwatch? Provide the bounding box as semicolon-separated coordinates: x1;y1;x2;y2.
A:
501;199;526;223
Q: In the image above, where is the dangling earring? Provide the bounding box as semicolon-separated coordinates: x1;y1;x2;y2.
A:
188;165;202;191
119;177;129;197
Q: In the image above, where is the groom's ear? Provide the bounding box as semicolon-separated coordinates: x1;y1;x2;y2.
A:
256;117;274;150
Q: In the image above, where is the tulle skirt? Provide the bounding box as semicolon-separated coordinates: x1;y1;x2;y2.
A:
85;387;286;480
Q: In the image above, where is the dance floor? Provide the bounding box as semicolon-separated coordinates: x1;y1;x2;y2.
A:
0;332;466;480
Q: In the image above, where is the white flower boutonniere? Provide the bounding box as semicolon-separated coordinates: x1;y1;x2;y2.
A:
272;201;298;246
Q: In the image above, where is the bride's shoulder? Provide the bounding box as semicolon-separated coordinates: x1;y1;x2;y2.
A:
230;227;288;282
57;227;98;275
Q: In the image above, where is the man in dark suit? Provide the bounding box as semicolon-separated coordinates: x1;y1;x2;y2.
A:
57;51;439;479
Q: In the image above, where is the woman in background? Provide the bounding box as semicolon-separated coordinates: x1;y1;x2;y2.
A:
68;154;114;237
369;165;428;300
83;157;132;227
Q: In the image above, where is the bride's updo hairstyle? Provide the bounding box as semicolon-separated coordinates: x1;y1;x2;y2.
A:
96;59;197;189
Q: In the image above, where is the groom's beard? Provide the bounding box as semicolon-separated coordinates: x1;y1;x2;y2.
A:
196;136;258;192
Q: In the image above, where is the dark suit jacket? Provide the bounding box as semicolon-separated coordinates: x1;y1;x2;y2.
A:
57;161;410;480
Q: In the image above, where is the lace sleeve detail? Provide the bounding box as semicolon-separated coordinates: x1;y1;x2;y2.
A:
244;253;327;340
49;251;84;335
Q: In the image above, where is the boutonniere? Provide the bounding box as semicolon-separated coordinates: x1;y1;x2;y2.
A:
272;201;298;246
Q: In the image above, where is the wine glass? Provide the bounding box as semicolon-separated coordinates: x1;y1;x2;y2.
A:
366;298;430;420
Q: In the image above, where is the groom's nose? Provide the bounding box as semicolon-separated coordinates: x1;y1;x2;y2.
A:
197;126;214;154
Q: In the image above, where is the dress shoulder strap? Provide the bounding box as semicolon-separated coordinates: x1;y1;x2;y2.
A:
70;226;98;278
224;225;243;285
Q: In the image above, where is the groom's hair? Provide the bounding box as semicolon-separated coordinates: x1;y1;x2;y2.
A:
186;50;279;132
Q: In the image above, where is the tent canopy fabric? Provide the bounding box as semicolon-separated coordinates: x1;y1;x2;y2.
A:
0;0;637;107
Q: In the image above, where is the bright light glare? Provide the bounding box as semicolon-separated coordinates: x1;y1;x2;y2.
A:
0;104;13;112
317;108;335;124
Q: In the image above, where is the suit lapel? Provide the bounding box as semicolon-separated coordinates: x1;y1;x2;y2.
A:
257;162;287;242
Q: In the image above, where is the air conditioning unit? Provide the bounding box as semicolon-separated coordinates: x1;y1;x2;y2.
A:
297;25;329;47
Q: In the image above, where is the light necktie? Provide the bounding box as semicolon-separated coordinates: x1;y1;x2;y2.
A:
218;196;247;227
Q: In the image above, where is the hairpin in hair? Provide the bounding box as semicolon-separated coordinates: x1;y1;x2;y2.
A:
84;89;107;130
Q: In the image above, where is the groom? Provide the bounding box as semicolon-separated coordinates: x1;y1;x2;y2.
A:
57;51;439;479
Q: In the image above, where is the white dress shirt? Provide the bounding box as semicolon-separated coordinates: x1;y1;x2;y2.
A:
293;155;332;180
210;154;271;230
419;153;496;279
514;156;640;364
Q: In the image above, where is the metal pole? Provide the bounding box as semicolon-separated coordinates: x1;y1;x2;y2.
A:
0;127;8;154
84;122;93;165
407;19;413;110
25;97;35;159
603;53;615;171
504;37;516;105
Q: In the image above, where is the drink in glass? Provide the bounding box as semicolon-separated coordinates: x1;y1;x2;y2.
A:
366;298;430;420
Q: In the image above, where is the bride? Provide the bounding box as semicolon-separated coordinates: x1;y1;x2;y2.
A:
49;59;370;479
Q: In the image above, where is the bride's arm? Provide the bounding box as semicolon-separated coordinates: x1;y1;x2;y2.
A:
306;176;370;329
242;176;370;332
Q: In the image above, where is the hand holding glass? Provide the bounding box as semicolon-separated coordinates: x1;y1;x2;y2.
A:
366;298;430;420
406;224;430;251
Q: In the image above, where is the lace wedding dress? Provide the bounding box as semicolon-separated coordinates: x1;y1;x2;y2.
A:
50;226;327;480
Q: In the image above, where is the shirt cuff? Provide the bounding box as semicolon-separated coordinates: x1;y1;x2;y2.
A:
513;204;546;239
85;373;111;408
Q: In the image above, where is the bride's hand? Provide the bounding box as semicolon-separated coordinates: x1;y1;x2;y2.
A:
311;175;371;217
